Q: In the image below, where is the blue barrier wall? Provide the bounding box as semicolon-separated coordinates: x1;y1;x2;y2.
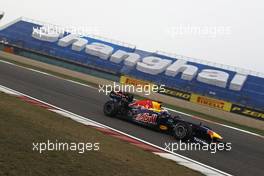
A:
0;19;263;110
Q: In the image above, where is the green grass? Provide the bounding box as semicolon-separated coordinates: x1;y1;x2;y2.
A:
0;92;202;176
0;56;263;136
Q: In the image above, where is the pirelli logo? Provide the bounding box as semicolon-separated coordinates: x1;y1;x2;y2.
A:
159;88;191;101
120;76;152;87
190;94;232;112
197;97;224;109
231;104;264;120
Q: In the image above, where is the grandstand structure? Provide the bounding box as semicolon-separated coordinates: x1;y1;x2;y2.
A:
0;17;263;114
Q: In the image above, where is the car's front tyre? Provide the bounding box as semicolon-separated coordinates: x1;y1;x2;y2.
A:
173;122;192;141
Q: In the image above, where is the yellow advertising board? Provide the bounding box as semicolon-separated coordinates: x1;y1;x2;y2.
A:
231;104;264;120
120;76;153;87
190;94;232;112
159;88;191;101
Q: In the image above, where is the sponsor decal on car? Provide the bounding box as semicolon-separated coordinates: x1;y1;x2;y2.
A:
135;113;158;124
159;125;168;131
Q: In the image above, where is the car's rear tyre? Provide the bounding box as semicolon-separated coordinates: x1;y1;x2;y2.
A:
173;122;192;141
104;101;118;117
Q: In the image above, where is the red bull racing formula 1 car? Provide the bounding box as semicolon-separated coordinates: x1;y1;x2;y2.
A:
103;91;226;146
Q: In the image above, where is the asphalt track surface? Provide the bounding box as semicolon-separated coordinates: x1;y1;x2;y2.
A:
0;61;263;176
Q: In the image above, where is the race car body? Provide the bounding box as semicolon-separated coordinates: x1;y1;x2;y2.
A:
103;91;225;145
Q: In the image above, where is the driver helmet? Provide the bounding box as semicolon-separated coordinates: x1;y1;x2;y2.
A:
152;101;161;110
